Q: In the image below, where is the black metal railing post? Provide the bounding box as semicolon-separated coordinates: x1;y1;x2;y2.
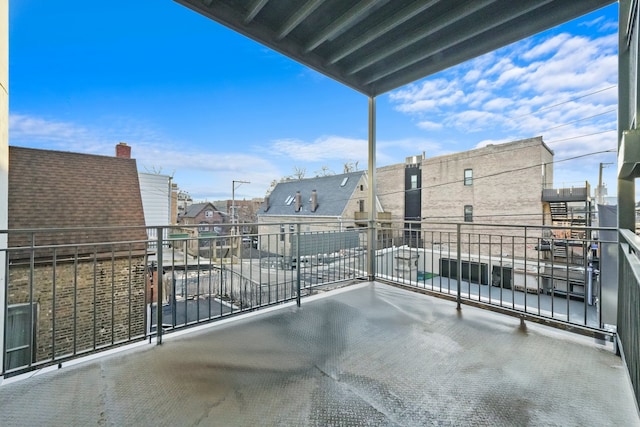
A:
296;223;301;307
456;223;462;310
156;227;163;345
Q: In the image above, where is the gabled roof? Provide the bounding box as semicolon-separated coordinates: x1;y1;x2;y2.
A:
8;146;147;258
180;202;219;218
175;0;614;97
260;171;365;217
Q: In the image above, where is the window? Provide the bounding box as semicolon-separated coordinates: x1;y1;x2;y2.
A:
358;200;365;212
280;224;285;241
6;304;36;371
464;205;473;222
205;210;213;218
464;169;473;186
199;222;209;232
410;174;418;189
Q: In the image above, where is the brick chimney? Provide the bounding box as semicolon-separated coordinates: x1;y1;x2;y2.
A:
116;142;131;159
295;191;302;212
311;189;318;212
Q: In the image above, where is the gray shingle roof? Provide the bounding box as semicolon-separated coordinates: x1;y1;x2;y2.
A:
181;202;218;218
259;171;365;217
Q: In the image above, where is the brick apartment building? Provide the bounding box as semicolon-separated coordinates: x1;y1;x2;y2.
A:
378;136;553;225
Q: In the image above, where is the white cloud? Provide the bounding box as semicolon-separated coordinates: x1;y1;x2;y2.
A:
522;33;572;61
9;112;284;200
417;120;443;131
270;135;367;162
11;114;93;144
384;13;618;192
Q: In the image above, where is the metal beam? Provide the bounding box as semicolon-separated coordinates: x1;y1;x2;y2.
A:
362;0;554;86
346;0;495;76
304;0;386;53
244;0;269;24
327;0;442;65
277;0;324;40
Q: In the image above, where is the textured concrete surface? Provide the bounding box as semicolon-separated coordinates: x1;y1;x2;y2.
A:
1;282;638;426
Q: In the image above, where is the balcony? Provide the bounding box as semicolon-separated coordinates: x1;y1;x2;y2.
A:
541;183;591;202
0;221;638;424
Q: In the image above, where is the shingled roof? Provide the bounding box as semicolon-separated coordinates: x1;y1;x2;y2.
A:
180;202;220;219
259;171;365;217
8;146;147;260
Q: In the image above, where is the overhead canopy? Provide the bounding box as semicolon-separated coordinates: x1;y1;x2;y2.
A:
174;0;615;97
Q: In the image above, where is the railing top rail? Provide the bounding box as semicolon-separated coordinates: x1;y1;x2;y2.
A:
1;225;176;234
4;238;151;251
620;229;640;253
383;219;617;232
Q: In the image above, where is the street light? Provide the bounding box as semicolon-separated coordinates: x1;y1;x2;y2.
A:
231;180;250;235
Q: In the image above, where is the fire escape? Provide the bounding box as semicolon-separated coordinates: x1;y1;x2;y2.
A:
539;183;594;300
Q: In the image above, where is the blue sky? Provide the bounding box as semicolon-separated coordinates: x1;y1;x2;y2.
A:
8;1;619;202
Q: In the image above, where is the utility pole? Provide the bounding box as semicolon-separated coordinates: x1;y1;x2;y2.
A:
231;180;250;236
597;162;613;206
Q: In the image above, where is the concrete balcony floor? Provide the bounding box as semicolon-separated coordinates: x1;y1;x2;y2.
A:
1;282;638;426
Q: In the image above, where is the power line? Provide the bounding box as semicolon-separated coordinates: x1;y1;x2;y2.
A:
545;129;616;144
262;149;616;209
539;109;616;133
508;85;617;120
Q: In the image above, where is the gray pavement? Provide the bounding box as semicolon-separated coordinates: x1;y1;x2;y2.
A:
1;282;638;426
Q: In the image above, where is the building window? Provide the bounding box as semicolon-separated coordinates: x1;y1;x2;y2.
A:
464;169;473;186
6;304;36;371
280;224;285;242
410;174;418;189
199;222;209;232
358;200;365;212
205;210;213;218
464;205;473;222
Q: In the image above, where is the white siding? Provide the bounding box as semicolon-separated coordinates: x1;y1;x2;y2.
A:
138;173;171;227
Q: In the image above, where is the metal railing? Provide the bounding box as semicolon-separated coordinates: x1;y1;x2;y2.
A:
619;229;640;406
2;223;369;375
375;220;616;336
1;219;627;377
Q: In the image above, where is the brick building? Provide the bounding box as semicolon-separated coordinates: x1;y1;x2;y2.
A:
177;202;225;232
6;146;148;372
378;137;553;225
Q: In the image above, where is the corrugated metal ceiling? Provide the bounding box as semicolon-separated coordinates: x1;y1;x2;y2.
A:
174;0;615;96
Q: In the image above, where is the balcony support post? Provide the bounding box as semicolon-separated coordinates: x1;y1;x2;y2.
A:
0;0;8;376
367;96;377;281
296;223;301;307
